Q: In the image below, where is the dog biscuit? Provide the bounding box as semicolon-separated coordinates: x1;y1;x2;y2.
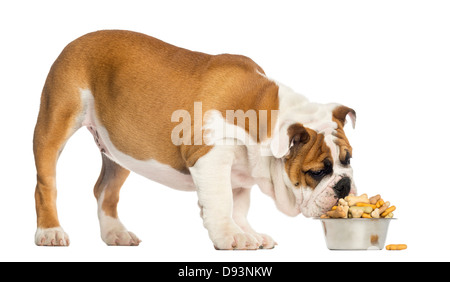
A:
321;193;396;219
386;244;407;251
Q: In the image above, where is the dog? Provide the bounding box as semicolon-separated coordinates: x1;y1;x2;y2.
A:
33;30;357;249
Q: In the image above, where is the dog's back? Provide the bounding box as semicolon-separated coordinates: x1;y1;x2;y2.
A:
37;30;278;171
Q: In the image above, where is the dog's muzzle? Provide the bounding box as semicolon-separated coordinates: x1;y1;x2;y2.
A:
333;177;351;199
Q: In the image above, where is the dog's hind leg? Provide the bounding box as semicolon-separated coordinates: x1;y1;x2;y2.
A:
94;154;140;246
33;63;85;246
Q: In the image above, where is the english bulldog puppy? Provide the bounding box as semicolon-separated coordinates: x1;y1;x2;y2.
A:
33;30;356;249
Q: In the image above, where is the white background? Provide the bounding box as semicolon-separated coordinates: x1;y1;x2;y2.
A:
1;0;449;262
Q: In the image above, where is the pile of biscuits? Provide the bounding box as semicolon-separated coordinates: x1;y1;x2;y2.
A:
320;194;396;219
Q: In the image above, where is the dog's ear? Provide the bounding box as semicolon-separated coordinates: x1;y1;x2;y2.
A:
271;123;309;158
287;123;310;148
332;105;356;129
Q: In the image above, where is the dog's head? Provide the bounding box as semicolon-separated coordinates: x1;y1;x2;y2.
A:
271;105;357;217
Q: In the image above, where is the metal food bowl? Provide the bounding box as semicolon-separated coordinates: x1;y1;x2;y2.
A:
317;218;395;250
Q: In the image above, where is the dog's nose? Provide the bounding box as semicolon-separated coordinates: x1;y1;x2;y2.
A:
333;177;351;199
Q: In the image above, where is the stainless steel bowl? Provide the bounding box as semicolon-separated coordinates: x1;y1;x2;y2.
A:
317;218;395;250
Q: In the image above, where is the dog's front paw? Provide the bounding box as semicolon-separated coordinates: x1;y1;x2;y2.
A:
252;233;277;249
35;227;70;246
213;233;260;250
211;226;260;250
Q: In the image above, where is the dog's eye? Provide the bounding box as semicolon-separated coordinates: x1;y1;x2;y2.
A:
309;170;326;177
341;151;351;165
307;160;333;180
307;169;329;180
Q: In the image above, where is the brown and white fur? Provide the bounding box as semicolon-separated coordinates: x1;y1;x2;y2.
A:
33;30;356;249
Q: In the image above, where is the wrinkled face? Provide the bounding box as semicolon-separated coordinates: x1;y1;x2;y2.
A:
282;106;357;217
